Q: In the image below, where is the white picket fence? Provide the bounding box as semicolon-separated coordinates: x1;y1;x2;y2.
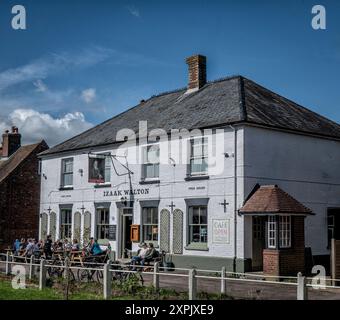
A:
0;252;339;300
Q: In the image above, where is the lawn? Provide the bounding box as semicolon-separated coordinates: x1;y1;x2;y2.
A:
0;279;62;300
0;276;230;300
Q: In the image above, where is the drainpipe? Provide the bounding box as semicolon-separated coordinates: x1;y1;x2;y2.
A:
229;125;238;273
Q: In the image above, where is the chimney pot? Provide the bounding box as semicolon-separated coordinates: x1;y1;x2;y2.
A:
1;128;21;157
186;54;207;92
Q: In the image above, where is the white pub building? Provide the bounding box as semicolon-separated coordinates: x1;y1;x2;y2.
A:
39;55;340;275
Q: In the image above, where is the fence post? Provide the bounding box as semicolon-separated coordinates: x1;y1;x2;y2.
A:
103;260;112;300
110;250;116;262
153;262;160;291
29;255;34;280
188;268;197;300
63;257;70;279
5;252;10;275
39;259;47;290
331;238;336;287
297;272;308;300
221;266;226;295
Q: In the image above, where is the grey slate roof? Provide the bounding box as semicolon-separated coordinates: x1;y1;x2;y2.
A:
40;76;340;156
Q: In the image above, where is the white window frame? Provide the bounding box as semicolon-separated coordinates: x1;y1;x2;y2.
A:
96;207;110;241
61;158;73;187
94;153;111;185
188;205;208;244
189;137;208;176
279;216;291;248
142;144;160;180
60;209;72;240
142;207;159;242
268;215;277;249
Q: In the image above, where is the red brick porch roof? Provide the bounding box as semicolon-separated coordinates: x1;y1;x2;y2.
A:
239;185;313;215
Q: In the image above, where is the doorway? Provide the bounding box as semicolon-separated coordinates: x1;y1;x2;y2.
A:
120;208;133;258
252;216;266;271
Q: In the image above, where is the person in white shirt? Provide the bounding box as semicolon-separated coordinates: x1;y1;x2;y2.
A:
131;243;149;270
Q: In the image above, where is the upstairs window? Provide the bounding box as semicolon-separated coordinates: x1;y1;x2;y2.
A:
61;158;73;187
189;137;208;176
142;144;160;180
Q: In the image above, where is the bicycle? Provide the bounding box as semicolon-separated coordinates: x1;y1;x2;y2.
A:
111;261;144;286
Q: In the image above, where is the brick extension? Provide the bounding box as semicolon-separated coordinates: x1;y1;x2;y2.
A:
240;185;312;276
0;128;48;249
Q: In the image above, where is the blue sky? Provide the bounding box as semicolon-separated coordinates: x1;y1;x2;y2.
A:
0;0;339;145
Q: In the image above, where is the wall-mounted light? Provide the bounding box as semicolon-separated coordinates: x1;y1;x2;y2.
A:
78;169;84;177
42;173;47;180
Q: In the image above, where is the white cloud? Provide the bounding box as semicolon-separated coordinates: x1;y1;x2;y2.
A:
0;46;114;91
126;5;140;17
33;79;48;92
81;88;96;103
0;109;93;146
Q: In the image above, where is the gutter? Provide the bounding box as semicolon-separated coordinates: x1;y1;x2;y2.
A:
229;124;238;273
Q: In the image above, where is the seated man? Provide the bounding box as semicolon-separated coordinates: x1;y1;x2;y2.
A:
142;243;158;265
131;243;149;270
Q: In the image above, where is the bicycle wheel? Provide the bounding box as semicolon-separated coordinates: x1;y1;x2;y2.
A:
96;270;103;283
77;268;91;282
127;272;144;286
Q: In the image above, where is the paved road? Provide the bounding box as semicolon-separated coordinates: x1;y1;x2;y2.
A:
1;260;340;300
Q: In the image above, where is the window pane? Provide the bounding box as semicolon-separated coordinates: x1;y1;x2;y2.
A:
192;207;200;224
147;145;159;163
63;173;73;186
190;226;200;243
104;162;111;182
200;207;207;224
146;164;155;178
200;226;208;243
64;159;73;173
152;208;158;224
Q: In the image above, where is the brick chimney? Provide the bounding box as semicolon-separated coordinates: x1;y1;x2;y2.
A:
186;54;207;92
1;126;21;158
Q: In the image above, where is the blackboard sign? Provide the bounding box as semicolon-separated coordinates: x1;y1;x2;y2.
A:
109;225;117;241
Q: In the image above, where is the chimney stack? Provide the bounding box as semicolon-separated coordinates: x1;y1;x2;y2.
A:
1;126;21;158
186;54;207;92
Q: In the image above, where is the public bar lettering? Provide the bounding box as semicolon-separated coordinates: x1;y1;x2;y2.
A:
103;188;150;197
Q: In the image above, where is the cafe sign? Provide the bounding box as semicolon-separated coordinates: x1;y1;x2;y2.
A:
212;219;230;244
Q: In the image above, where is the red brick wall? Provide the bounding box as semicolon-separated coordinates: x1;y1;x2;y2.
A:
0;141;48;249
263;216;306;276
263;249;280;276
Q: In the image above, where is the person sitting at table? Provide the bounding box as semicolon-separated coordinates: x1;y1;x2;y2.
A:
13;239;20;255
131;242;149;270
24;239;35;257
142;243;158;265
33;239;41;258
63;239;72;252
90;239;103;256
72;239;80;251
43;235;53;259
19;238;27;254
